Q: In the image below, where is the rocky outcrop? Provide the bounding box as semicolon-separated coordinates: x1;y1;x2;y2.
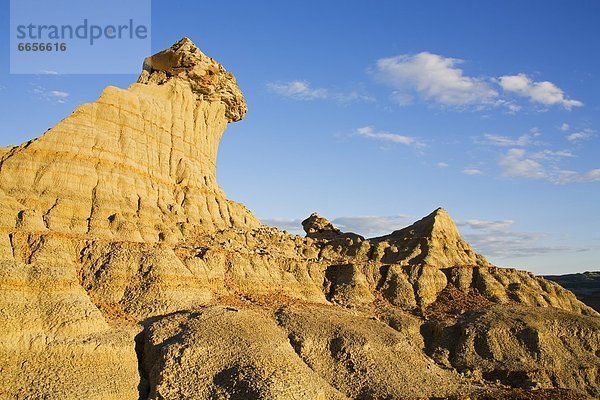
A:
422;305;600;397
138;37;247;123
0;234;140;399
0;38;598;400
302;212;343;240
0;37;258;245
143;307;345;400
371;207;490;267
275;305;462;399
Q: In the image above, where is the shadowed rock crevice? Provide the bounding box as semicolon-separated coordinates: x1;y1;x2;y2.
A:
134;331;150;400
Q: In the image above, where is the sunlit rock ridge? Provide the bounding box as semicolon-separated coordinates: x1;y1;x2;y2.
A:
0;37;258;245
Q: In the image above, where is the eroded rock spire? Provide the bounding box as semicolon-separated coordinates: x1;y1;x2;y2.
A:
138;37;247;122
0;38;259;244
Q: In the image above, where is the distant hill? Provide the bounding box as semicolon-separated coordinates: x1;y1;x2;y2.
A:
545;271;600;312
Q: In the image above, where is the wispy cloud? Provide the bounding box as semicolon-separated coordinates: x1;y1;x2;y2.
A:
458;218;587;258
464;230;575;258
436;162;449;168
458;219;514;231
462;168;484;176
480;133;533;147
334;90;376;103
267;80;374;103
390;91;414;106
559;123;570;132
357;126;425;147
566;129;594;142
32;85;70;103
499;73;583;110
531;149;575;160
474;127;599;184
498;148;599;183
267;80;328;100
554;169;600;184
498;148;547;179
374;52;498;107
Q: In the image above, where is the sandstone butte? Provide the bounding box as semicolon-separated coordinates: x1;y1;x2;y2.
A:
0;38;598;400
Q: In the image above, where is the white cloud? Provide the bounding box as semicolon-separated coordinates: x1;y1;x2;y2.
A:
560;123;570;132
566;129;594;142
458;219;514;231
375;52;498;107
531;149;575;160
481;133;533;147
498;148;546;179
464;230;575;258
390;91;414;106
462;168;484;175
267;80;328;100
499;73;583;110
554;169;600;184
458;218;586;258
474;128;598;184
32;86;69;103
500;100;522;113
50;90;69;98
267;80;374;103
357;126;425;147
334;90;376;103
436;162;449;168
497;148;599;184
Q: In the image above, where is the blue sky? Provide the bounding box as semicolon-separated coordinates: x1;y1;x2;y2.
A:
1;0;599;274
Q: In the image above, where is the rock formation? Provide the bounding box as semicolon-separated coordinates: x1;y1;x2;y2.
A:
303;212;346;240
0;38;598;400
0;37;258;245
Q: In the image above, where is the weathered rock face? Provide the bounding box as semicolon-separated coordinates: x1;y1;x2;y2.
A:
422;305;600;397
0;38;598;400
0;234;140;399
275;305;462;399
302;212;344;240
143;307;346;400
0;37;258;245
372;207;490;267
138;37;247;123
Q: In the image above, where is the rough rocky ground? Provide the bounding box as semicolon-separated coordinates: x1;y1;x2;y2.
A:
0;38;598;400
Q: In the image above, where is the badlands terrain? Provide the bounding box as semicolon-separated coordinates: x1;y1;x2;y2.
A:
0;38;598;400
